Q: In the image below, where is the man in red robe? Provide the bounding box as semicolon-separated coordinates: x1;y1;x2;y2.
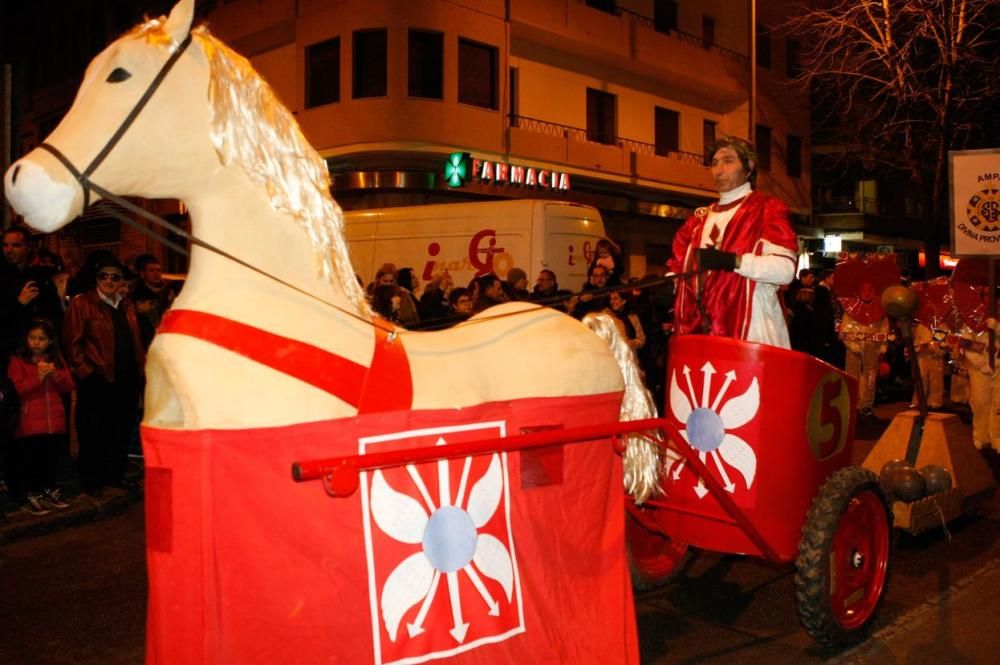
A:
668;136;798;347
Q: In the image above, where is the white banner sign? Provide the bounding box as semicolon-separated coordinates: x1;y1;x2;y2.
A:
951;148;1000;256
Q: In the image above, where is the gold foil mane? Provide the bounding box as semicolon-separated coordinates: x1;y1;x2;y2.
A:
127;19;368;316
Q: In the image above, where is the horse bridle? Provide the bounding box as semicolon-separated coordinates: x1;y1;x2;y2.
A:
38;33;193;211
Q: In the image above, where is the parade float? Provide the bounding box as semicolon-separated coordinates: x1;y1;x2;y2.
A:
4;0;895;659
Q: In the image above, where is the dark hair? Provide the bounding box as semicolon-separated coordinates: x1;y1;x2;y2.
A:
588;263;610;278
448;287;471;308
17;318;66;368
397;267;416;292
135;253;160;273
709;135;758;187
371;284;399;320
477;273;501;291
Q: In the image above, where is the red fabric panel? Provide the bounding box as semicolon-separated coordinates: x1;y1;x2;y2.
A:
141;392;637;665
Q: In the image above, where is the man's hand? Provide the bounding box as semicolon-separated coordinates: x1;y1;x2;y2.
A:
18;280;40;305
696;248;740;272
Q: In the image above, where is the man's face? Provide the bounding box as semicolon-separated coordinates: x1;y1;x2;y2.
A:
486;281;503;300
378;273;396;287
454;294;473;314
802;273;816;288
710;147;751;194
589;267;609;287
536;272;556;293
96;267;124;298
2;231;30;268
141;261;164;287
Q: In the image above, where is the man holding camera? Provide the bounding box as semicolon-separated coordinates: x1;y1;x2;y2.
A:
1;226;63;364
667;136;798;348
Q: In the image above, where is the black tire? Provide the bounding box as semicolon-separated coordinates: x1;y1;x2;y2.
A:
625;509;692;591
795;466;893;648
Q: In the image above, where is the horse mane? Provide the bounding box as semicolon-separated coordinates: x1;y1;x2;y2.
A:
128;19;368;316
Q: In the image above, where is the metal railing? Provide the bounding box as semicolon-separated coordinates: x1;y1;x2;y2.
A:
616;7;749;64
509;115;707;165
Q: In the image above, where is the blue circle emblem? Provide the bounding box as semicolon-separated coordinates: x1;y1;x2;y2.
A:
687;407;726;452
422;506;478;573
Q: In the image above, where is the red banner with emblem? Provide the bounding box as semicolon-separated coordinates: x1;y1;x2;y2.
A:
142;392;638;665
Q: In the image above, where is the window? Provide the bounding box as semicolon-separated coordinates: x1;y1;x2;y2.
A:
305;37;340;108
408;30;443;99
755;124;772;171
353;29;387;99
459;38;499;109
586;88;617;145
654;107;679;156
786;39;801;78
703;120;717;164
654;0;678;33
787;134;802;178
586;0;617;14
756;23;771;69
702;16;715;49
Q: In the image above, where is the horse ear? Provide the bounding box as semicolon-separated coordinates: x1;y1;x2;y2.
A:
164;0;195;44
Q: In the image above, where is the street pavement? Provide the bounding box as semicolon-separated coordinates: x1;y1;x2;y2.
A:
2;402;999;664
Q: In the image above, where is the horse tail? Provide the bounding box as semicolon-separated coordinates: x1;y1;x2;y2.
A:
583;313;662;504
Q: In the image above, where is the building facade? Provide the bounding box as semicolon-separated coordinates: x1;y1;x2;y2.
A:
203;0;812;282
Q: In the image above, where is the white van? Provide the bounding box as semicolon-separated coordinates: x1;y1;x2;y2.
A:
344;199;607;291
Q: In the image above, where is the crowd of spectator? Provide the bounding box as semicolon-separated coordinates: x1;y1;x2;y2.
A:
5;222;917;519
1;225;178;518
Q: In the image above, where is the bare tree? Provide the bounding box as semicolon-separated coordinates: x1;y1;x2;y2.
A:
781;0;1000;274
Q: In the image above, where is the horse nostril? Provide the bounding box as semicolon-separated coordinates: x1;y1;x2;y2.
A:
11;164;20;185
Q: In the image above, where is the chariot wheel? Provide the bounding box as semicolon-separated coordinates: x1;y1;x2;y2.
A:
795;466;892;648
625;509;691;590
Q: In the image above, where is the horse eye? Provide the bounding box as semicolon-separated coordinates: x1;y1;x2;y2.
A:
106;67;132;83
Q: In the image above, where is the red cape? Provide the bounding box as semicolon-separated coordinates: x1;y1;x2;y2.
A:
669;191;797;339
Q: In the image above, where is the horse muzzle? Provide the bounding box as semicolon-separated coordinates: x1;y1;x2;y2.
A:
4;155;82;232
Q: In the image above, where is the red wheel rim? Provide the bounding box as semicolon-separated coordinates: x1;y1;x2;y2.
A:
829;489;890;630
626;512;689;580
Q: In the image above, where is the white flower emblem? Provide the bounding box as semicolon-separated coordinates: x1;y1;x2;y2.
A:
370;444;515;645
667;361;759;498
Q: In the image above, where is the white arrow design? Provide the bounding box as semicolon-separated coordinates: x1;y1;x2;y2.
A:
700;362;717;407
710;450;737;493
693;452;709;498
454;456;473;509
710;370;737;412
671;457;686;480
406;570;441;638
447;571;469;643
464;564;500;616
406;464;436;514
438;444;451;507
682;365;698;410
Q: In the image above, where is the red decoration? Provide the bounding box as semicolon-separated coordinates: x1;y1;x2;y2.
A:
952;258;999;332
834;256;901;325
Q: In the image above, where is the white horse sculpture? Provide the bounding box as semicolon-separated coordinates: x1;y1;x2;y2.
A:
5;1;657;663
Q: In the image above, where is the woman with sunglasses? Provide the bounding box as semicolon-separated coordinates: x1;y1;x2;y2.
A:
63;256;145;496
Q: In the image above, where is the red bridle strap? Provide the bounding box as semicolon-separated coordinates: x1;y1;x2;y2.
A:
158;309;412;414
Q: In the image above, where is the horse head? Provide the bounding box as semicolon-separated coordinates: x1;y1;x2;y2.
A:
5;0;206;232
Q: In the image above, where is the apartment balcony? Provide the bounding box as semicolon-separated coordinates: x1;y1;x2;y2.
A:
510;1;749;108
508;115;714;193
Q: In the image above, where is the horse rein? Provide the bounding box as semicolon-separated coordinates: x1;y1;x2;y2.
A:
28;28;689;333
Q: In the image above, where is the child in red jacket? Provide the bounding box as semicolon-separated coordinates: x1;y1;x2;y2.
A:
6;319;75;515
